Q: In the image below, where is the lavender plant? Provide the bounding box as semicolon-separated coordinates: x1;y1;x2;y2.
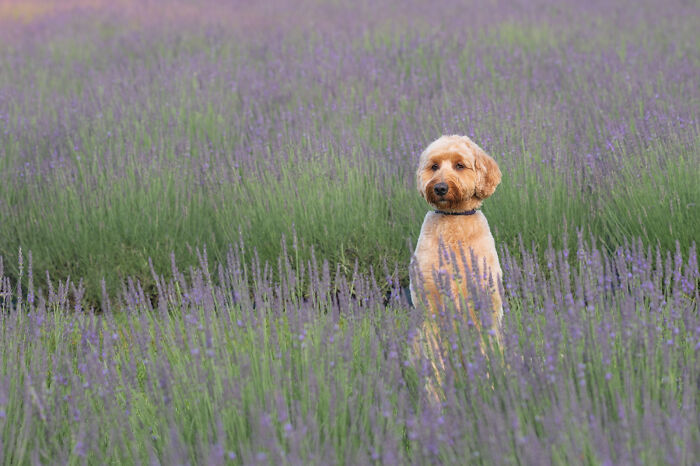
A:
1;233;697;463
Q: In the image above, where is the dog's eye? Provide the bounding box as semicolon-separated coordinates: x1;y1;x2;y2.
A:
430;163;439;171
455;163;465;170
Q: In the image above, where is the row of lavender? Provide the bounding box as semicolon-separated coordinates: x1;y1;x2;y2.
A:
1;235;697;463
3;2;696;181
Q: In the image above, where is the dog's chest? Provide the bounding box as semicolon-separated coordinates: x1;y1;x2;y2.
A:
414;212;493;274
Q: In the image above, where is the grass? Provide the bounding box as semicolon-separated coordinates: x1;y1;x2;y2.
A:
2;133;697;305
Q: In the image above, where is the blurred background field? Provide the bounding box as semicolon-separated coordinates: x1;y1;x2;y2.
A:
0;0;698;463
0;0;697;303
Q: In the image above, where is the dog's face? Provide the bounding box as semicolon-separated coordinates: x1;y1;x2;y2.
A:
417;135;501;211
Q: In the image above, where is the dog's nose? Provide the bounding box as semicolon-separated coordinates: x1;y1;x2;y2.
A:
434;182;448;196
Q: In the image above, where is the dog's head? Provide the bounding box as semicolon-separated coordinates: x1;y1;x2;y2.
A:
416;135;501;212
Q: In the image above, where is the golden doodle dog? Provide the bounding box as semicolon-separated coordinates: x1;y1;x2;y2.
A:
409;135;503;386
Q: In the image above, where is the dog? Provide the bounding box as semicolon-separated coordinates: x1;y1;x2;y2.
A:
409;135;503;392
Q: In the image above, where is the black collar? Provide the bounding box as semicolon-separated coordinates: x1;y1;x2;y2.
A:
434;209;478;216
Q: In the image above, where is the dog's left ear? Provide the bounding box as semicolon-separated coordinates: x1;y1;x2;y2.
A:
470;142;501;199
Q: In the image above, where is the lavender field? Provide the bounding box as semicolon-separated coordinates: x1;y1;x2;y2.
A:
1;0;698;463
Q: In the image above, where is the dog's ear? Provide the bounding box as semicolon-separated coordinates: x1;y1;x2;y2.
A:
415;164;424;197
416;150;429;198
470;141;501;199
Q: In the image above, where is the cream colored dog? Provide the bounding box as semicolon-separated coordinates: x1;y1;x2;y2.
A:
410;135;503;355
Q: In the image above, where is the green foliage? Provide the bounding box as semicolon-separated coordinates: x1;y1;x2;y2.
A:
2;135;697;305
